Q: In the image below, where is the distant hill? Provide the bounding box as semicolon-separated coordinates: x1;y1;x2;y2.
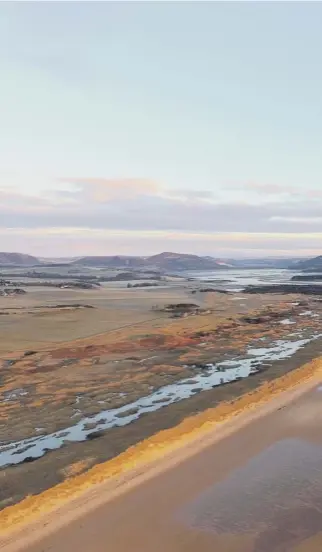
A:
0;252;40;266
74;252;226;271
73;252;312;271
291;255;322;272
5;252;311;271
147;252;224;271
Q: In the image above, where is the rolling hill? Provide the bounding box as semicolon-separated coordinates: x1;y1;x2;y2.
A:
74;252;225;271
291;255;322;272
0;252;40;266
147;252;225;270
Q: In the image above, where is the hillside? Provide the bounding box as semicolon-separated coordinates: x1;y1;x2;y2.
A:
3;252;311;271
291;255;322;271
73;253;311;271
74;252;223;271
0;252;40;266
147;252;224;271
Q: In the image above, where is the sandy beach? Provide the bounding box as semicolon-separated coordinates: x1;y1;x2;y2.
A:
1;359;322;552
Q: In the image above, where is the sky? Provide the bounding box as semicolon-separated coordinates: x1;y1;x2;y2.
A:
1;1;322;258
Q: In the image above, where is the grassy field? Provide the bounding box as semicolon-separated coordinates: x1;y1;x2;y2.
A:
1;279;322;511
0;284;191;352
0;283;293;352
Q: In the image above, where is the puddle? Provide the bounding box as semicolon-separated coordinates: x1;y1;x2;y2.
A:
2;388;28;402
178;439;322;550
0;334;321;468
229;288;244;292
280;319;296;325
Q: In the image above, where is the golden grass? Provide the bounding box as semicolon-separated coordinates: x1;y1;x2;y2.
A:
0;356;321;535
60;458;95;479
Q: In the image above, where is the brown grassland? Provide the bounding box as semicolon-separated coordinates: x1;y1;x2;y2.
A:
1;282;322;517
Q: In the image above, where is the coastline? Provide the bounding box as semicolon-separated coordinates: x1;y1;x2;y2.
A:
1;354;321;550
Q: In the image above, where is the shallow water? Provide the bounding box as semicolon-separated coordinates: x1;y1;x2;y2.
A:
1;332;321;468
185;268;322;292
185;268;294;290
3;388;28;402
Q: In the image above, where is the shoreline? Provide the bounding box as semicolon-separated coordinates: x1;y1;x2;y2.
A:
1;355;321;550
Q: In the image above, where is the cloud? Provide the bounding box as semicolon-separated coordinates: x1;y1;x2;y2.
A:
165;189;215;201
1;227;322;258
270;216;322;224
0;186;51;212
57;177;160;203
1;178;322;234
241;183;290;194
0;176;321;256
239;182;322;199
306;190;322;198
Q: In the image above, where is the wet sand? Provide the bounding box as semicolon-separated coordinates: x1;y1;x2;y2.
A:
3;379;322;552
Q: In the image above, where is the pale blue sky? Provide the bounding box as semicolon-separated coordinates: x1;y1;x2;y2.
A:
1;2;322;257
